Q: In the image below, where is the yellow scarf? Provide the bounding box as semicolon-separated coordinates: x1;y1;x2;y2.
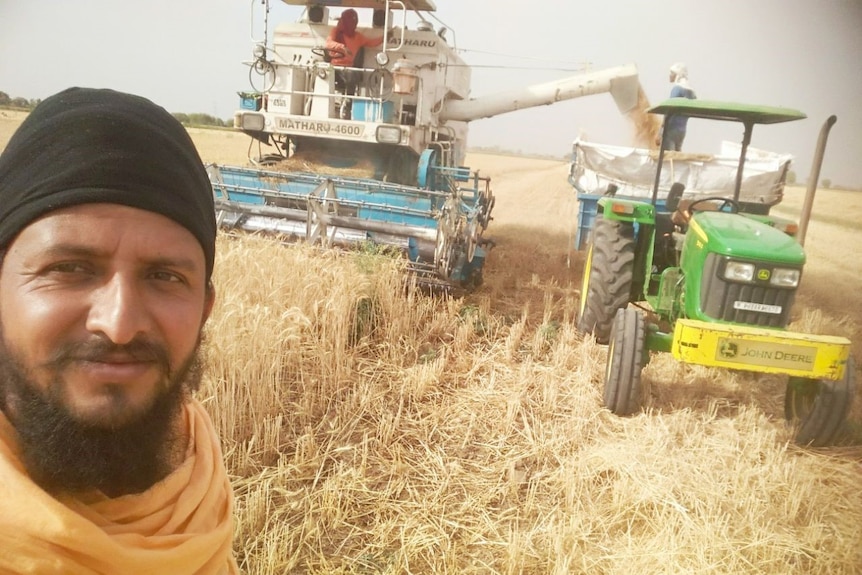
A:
0;398;238;574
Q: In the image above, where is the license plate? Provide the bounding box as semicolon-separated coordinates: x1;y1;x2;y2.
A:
733;301;782;314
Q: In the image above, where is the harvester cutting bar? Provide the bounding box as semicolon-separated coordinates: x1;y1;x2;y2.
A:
207;164;490;290
214;179;442;226
214;197;437;242
209;164;452;225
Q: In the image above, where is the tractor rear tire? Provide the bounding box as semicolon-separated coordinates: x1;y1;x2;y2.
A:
603;308;645;416
577;216;635;344
785;357;856;447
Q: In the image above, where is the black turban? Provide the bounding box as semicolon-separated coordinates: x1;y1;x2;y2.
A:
0;87;216;279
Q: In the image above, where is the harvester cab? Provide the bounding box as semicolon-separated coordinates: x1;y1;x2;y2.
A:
212;0;646;292
576;98;855;446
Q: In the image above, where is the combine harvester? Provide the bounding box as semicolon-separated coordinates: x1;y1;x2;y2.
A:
572;99;854;446
209;0;644;292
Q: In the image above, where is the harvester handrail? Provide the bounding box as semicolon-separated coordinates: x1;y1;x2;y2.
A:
387;1;408;51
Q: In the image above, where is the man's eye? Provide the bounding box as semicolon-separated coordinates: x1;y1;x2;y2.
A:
150;270;184;283
48;262;91;274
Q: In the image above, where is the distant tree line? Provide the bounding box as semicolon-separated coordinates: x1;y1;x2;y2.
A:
171;112;232;128
0;92;41;109
0;91;231;128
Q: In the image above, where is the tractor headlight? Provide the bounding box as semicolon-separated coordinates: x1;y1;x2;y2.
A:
723;261;755;283
376;125;401;144
770;267;800;287
240;113;265;132
253;43;266;59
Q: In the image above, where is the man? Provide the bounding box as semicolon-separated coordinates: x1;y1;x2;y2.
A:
325;8;384;117
660;62;697;151
0;87;238;574
325;8;384;69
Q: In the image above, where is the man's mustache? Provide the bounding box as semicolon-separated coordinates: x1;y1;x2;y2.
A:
44;337;171;372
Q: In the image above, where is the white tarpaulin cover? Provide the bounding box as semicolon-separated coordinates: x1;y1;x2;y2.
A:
570;139;793;206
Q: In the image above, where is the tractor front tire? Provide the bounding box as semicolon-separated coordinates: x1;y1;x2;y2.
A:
785;357;856;447
577;216;635;344
603;308;646;416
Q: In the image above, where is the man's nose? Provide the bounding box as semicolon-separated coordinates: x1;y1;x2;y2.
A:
85;274;151;345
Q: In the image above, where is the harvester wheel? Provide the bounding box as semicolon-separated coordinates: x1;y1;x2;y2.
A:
603;308;645;416
434;223;457;278
465;219;479;263
577;216;635;344
785;357;856;446
478;192;495;230
435;196;462;278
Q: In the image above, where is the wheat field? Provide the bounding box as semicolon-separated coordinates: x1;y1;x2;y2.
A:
2;111;861;573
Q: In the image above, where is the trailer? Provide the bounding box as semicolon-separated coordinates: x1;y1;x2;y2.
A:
568;139;794;251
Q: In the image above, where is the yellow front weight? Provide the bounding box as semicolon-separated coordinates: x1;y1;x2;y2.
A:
672;319;851;380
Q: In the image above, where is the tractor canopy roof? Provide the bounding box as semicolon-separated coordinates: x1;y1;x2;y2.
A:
280;0;437;10
649;98;806;125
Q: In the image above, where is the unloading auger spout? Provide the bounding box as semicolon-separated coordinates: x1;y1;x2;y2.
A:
440;64;642;122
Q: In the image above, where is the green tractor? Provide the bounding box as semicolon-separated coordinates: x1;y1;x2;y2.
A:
577;98;855;446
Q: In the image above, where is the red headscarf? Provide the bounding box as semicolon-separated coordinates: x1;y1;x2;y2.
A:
335;8;358;42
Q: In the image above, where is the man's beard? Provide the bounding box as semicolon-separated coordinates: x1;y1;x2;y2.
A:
0;334;204;497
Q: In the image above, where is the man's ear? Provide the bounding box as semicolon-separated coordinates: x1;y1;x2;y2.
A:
202;281;216;324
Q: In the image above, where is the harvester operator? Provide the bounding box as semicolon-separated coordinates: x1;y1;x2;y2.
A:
0;87;238;574
326;8;384;115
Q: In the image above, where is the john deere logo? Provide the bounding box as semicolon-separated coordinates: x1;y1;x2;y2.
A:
715;338;817;372
757;269;771;281
719;341;738;359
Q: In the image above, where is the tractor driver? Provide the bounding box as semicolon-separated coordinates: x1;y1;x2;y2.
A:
325;8;384;117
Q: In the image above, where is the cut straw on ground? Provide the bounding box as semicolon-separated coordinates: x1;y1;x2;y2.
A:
201;235;862;575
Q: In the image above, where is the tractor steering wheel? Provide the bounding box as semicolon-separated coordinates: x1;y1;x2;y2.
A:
685;196;740;218
311;46;346;63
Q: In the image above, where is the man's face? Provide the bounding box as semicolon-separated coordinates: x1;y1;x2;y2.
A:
342;12;358;34
0;203;214;493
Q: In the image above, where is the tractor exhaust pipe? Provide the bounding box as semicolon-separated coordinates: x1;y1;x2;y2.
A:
797;115;837;246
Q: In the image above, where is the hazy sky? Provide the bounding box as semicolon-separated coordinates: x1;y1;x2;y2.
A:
1;0;860;187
